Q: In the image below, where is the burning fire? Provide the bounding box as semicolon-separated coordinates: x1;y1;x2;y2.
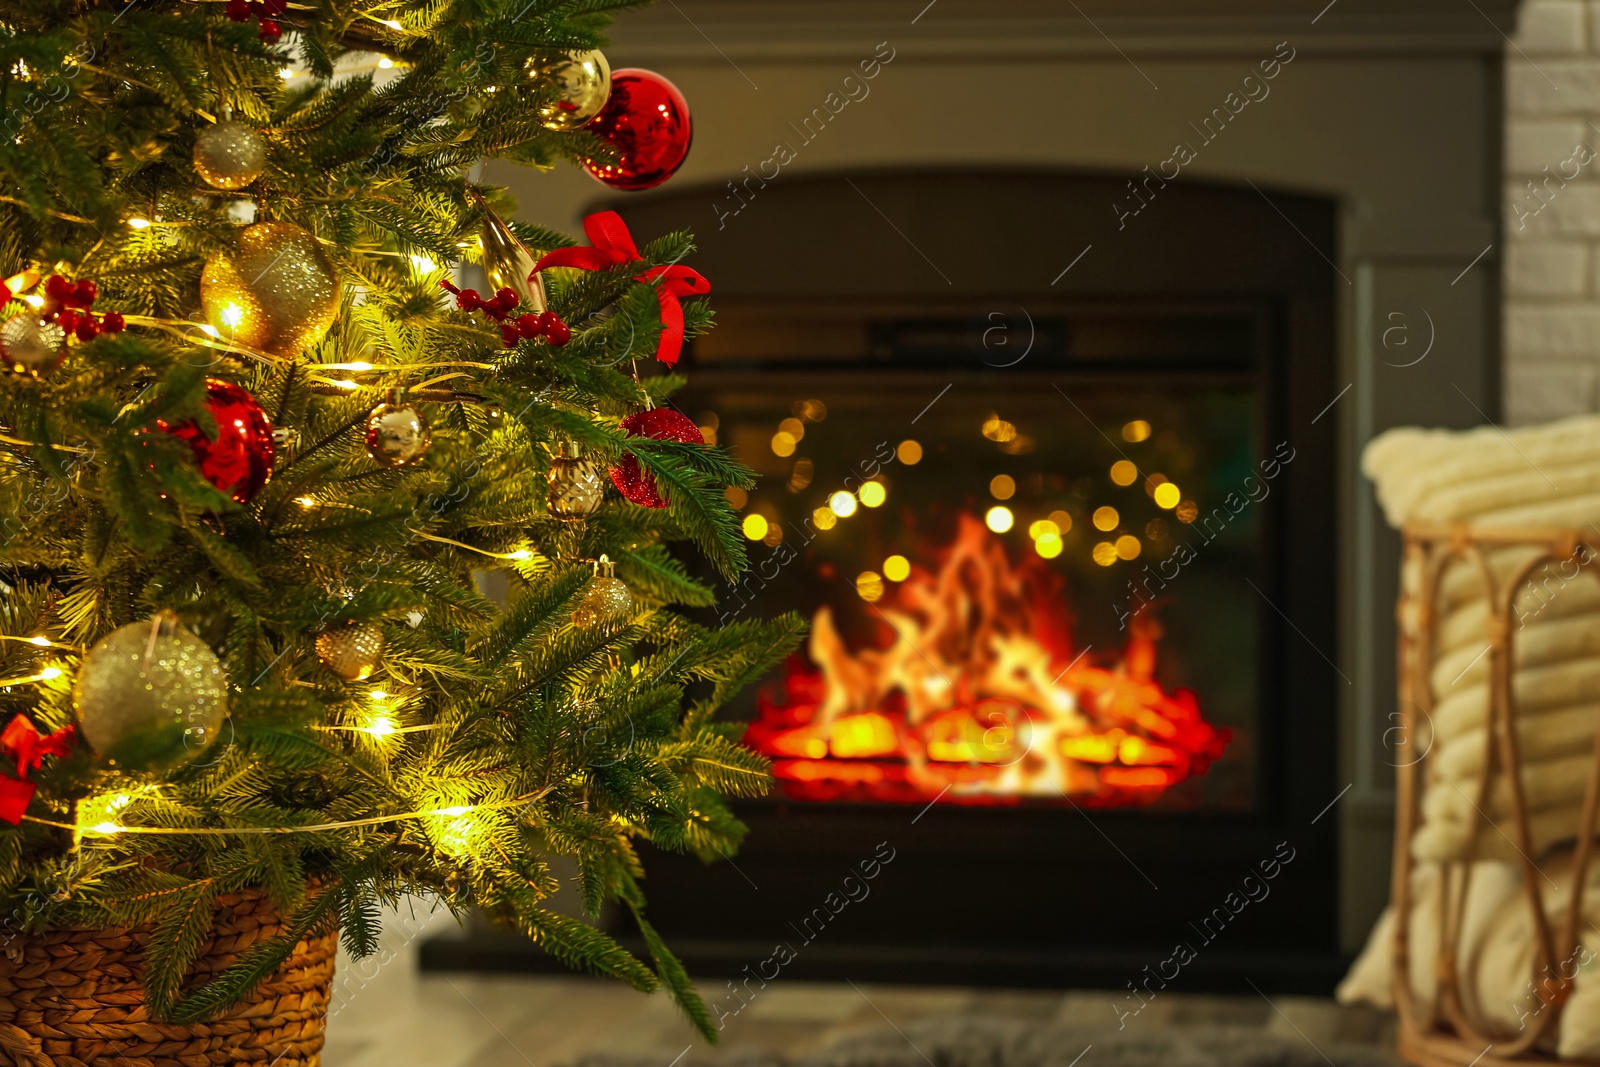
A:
745;517;1229;806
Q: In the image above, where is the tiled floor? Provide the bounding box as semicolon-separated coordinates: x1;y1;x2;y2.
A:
321;905;1395;1067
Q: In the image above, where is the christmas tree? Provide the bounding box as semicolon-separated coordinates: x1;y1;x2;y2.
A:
0;0;801;1043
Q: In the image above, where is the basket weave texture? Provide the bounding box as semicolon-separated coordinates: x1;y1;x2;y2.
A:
1394;523;1600;1066
0;888;336;1067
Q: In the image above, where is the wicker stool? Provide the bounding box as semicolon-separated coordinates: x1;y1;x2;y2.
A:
1394;523;1600;1066
0;887;336;1066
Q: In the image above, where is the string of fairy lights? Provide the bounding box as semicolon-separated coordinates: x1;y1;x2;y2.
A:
0;627;501;842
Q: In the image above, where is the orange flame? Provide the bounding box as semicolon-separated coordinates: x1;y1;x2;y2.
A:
745;516;1229;807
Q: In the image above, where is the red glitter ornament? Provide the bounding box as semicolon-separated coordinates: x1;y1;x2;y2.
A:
608;407;703;509
159;379;276;504
581;69;692;192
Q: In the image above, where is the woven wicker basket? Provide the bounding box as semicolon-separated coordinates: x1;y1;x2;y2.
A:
0;887;337;1066
1393;523;1600;1067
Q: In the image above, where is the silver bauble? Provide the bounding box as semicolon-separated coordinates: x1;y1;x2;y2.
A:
0;315;66;375
547;441;604;521
73;613;229;771
193;119;268;190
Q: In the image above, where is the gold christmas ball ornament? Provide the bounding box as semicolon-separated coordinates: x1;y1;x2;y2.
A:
547;440;604;521
573;556;633;630
0;315;66;375
200;222;340;358
193;117;267;190
73;612;229;772
316;621;385;682
365;391;432;470
528;49;611;131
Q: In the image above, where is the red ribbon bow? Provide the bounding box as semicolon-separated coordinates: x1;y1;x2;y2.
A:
0;715;76;825
532;211;711;367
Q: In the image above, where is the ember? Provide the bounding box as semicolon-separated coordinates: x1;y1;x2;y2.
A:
745;516;1230;806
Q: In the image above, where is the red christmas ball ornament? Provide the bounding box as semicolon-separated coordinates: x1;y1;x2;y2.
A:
581;69;692;192
608;407;703;509
158;379;276;504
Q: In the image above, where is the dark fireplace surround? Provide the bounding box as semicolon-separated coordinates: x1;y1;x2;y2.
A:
424;170;1346;991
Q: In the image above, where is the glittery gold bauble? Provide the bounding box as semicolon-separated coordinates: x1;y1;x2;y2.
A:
479;201;545;314
574;569;632;630
193;119;267;190
0;315;65;375
365;397;431;470
528;49;611;130
547;442;604;521
73;612;228;771
316;621;384;682
200;222;340;358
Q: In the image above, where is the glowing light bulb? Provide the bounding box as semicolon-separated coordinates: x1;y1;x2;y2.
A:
383;19;402;29
985;506;1014;533
1115;534;1142;560
219;302;245;328
279;67;296;80
23;295;43;309
883;555;910;582
27;636;49;647
990;474;1015;500
378;57;394;69
855;571;884;602
508;549;532;561
38;666;62;681
127;217;151;229
436;805;471;817
811;507;837;531
1093;506;1119;532
742;514;769;540
1154;482;1181;509
1035;533;1063;559
92;822;121;835
364;716;397;738
771;431;797;457
1028;519;1059;540
1110;460;1138;486
369;689;388;701
1122;420;1152;443
859;481;886;507
897;439;923;465
828;491;858;518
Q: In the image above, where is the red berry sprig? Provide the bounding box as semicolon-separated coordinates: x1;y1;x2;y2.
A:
225;0;287;42
35;275;126;342
439;280;570;350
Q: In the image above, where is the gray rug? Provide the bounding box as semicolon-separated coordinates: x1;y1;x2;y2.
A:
582;1017;1398;1067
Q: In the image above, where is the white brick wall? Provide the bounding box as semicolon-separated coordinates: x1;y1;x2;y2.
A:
1505;1;1600;423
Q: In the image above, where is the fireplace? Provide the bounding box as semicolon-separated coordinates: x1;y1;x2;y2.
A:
619;170;1341;989
424;170;1348;989
426;0;1514;992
